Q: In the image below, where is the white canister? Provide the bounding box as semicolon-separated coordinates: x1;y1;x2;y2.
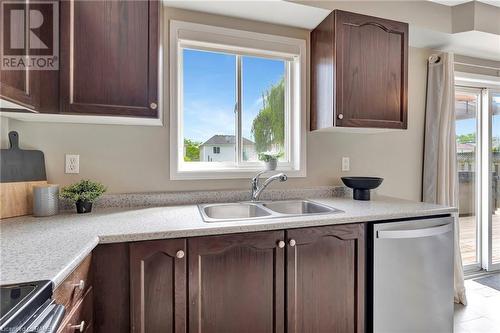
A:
33;184;59;217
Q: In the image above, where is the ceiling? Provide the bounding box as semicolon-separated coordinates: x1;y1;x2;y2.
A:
163;0;331;29
163;0;500;61
430;0;500;7
411;27;500;61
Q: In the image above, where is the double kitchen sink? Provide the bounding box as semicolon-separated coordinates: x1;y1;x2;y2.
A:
198;200;342;222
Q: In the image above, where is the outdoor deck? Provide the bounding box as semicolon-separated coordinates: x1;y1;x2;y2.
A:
460;212;500;266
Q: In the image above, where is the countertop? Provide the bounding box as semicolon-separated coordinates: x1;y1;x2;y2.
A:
0;195;456;287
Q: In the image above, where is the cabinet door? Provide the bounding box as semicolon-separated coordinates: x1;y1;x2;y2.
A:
60;0;158;117
286;224;365;333
0;68;40;110
1;0;39;110
188;231;285;333
130;239;187;333
336;10;408;129
92;243;130;333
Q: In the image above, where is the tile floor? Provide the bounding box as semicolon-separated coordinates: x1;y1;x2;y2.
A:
454;275;500;333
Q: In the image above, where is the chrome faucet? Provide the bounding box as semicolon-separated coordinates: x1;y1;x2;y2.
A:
251;171;288;201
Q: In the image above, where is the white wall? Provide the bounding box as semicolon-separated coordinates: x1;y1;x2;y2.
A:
0;117;9;149
201;145;234;162
2;6;435;201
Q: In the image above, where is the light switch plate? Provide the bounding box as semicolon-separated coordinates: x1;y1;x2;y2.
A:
342;157;350;172
65;154;80;174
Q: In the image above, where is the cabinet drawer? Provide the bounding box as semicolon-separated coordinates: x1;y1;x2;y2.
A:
54;255;92;311
58;287;93;333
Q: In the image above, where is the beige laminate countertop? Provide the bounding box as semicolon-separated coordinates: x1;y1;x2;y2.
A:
0;195;455;287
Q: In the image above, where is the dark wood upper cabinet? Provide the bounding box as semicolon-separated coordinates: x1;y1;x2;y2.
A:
129;239;187;333
188;231;285;333
286;224;365;333
0;2;58;112
311;10;408;130
59;0;159;117
0;67;40;110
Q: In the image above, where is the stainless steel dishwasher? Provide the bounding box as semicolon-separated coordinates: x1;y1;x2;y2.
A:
372;217;454;333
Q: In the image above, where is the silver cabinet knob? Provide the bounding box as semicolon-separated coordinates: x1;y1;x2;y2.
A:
176;250;185;259
69;320;85;332
338;114;344;120
277;240;285;248
289;239;296;247
150;102;158;110
73;280;85;290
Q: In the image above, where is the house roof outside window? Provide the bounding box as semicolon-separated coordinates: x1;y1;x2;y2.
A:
201;135;254;146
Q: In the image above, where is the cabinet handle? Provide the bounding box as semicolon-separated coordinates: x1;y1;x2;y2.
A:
289;239;296;247
277;240;285;248
176;250;185;259
73;280;85;290
69;320;85;332
150;102;158;110
72;280;85;291
338;114;344;120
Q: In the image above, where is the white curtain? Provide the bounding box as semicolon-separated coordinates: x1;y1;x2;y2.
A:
423;52;467;305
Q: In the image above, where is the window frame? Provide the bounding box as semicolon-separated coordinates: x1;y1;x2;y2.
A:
169;20;306;180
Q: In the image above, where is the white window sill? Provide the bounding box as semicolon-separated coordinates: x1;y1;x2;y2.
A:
171;166;306;180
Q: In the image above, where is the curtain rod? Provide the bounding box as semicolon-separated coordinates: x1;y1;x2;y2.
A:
428;54;500;71
454;61;500;72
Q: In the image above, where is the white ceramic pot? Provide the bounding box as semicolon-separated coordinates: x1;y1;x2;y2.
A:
265;159;278;171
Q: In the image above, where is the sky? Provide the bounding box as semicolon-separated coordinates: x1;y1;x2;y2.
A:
455;97;500;145
182;48;285;143
456;118;476;136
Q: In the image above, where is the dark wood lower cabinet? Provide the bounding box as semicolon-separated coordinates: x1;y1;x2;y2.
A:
188;231;285;333
286;224;365;333
129;239;187;333
92;243;130;333
92;225;365;333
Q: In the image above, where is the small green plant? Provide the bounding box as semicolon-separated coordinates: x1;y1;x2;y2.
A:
60;179;106;203
258;151;283;162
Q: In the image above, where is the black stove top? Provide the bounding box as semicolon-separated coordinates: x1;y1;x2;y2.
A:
0;280;54;332
1;283;38;319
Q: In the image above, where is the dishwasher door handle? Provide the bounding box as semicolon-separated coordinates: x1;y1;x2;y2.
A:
377;223;452;239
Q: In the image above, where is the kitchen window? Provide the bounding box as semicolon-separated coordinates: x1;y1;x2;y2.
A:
170;21;306;180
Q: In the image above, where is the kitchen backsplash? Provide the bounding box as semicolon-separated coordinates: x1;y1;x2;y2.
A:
59;186;350;211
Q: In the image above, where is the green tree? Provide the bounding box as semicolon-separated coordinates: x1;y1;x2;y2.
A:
457;133;476;144
251;78;285;152
184;138;201;161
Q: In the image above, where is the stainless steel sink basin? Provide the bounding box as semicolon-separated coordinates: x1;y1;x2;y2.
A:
200;203;272;222
262;200;335;215
199;200;341;222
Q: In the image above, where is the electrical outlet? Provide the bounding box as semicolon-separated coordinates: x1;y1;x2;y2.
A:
342;157;350;172
65;154;80;174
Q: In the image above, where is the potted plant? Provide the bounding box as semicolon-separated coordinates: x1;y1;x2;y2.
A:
60;179;106;214
258;151;283;171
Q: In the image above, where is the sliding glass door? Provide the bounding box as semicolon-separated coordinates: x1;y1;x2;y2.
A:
490;91;500;267
455;84;500;272
455;88;481;270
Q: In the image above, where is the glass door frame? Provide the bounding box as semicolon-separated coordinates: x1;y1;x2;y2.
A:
484;89;500;272
455;86;483;273
456;71;500;273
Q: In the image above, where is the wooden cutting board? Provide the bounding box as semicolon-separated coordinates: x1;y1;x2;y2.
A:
0;181;48;219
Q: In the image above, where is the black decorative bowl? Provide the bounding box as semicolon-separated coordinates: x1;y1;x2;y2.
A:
341;177;384;201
